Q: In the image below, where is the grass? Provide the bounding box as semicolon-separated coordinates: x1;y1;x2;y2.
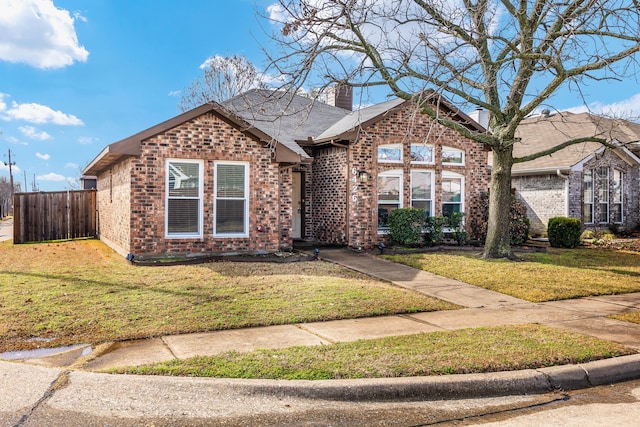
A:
115;324;634;379
383;247;640;302
0;239;455;353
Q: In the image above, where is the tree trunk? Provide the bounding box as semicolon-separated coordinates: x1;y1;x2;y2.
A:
483;146;515;259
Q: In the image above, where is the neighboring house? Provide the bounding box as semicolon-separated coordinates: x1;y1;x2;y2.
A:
83;89;489;258
512;111;640;235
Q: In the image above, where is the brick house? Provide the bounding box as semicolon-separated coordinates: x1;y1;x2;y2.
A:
512;111;640;236
83;89;489;258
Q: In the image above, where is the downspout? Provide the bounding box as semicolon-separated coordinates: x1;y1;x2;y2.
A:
557;169;570;217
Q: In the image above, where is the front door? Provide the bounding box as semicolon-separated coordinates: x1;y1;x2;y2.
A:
292;172;303;239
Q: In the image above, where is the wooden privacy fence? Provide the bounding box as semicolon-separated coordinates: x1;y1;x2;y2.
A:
13;190;97;244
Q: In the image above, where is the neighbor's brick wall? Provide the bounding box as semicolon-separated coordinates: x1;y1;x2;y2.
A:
311;145;348;244
95;158;131;256
127;112;282;257
512;174;566;236
348;104;491;247
572;151;640;231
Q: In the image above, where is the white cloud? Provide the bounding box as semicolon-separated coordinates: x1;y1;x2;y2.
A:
567;93;640;120
0;162;20;173
65;162;78;169
78;136;97;145
3;135;27;146
2;100;83;125
35;152;50;160
37;172;66;182
19;125;51;140
0;0;89;69
168;90;181;97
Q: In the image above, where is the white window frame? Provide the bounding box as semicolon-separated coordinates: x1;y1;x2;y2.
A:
441;171;465;217
410;169;434;216
597;166;609;224
612;169;623;224
583;169;594;224
165;159;204;238
214;161;250;238
410;144;434;164
377;144;403;163
442;146;465;166
377;169;403;232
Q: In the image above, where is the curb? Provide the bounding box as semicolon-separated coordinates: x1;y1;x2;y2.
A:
231;354;640;401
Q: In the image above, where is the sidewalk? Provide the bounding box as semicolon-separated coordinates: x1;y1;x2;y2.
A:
3;247;640;424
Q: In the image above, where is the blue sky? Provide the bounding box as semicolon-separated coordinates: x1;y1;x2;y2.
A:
1;0;639;192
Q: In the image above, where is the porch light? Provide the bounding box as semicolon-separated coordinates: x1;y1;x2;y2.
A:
358;170;370;183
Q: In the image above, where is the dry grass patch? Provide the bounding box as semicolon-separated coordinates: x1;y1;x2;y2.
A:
116;324;634;379
0;240;455;352
383;248;640;302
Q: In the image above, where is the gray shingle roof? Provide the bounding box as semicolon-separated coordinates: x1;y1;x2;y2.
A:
221;89;351;158
513;111;640;173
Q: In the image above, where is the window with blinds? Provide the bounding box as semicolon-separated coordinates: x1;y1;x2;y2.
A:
214;162;249;236
166;160;203;237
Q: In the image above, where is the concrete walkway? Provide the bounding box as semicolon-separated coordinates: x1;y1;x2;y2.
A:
0;217;12;242
3;247;640;424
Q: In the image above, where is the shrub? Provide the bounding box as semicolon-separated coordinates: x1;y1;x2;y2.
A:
509;198;530;245
424;216;446;246
548;217;582;248
388;208;425;245
472;191;530;245
446;212;467;245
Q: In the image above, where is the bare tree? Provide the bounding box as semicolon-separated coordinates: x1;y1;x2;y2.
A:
179;55;269;111
266;0;640;258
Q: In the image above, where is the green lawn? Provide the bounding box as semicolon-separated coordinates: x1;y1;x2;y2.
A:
116;324;633;379
383;248;640;302
0;240;454;352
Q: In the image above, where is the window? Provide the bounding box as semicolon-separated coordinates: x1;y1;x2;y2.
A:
583;169;594;224
612;169;623;223
442;172;464;217
166;160;203;237
214;162;249;237
411;170;433;216
377;170;402;229
378;144;402;163
410;144;434;164
597;167;609;224
442;147;464;165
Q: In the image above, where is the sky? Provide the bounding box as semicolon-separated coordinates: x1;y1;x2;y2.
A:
1;0;639;192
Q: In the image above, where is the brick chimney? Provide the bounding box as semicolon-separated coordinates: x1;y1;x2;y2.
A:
326;85;353;111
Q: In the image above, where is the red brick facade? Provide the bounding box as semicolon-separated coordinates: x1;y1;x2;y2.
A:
95;112;290;258
309;103;490;249
91;97;488;258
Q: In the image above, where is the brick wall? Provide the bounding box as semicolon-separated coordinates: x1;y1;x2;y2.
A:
575;151;639;231
514;150;640;235
349;104;490;247
307;103;490;248
310;145;348;244
512;174;567;236
96;158;131;256
98;112;285;258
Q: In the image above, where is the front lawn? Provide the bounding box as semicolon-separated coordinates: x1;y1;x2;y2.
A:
0;240;455;352
116;324;634;379
383;248;640;302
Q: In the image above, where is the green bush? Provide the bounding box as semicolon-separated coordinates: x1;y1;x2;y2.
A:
510;198;530;245
446;212;467;245
548;217;582;248
424;216;445;246
388;208;425;245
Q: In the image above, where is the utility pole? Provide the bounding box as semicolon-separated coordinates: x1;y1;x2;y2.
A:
7;149;15;215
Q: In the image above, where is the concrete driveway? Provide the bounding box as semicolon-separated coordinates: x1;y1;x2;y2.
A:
0;217;12;242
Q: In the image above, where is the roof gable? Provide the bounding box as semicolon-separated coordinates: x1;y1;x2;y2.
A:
312;90;485;144
512;111;640;174
83;102;301;175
